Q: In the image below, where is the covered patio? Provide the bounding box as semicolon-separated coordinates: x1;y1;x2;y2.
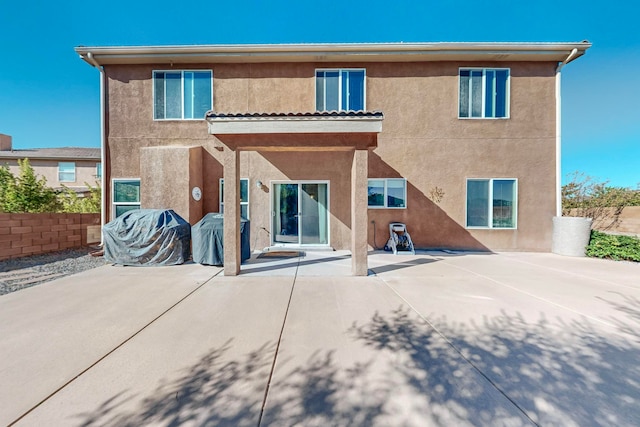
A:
206;111;384;276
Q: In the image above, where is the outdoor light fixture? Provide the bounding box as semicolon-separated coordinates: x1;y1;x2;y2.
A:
256;180;262;188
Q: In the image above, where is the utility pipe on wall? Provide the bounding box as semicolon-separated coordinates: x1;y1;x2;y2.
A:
86;52;106;245
555;48;578;217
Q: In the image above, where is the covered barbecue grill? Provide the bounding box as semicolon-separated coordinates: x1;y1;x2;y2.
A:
191;213;251;266
103;209;191;266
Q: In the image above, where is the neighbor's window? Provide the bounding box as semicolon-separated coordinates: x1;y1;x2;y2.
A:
466;178;517;228
459;68;509;118
113;179;141;218
316;69;365;111
153;70;212;120
368;178;406;209
96;163;102;179
220;178;250;219
58;162;76;182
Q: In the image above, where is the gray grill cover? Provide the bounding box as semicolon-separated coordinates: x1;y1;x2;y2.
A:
192;213;250;266
103;209;191;266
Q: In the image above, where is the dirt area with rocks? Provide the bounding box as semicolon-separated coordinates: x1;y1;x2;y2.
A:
0;249;108;296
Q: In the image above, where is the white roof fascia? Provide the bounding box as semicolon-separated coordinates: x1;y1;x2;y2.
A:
207;115;383;134
75;41;591;67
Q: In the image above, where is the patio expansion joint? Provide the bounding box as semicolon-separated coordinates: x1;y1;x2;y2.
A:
378;275;541;427
506;255;640;292
7;268;224;427
257;256;300;427
442;260;620;330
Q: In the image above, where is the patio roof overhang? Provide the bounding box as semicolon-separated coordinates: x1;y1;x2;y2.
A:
206;111;384;151
206;111;383;134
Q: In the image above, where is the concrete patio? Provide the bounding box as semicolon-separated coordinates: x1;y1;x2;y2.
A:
1;251;638;426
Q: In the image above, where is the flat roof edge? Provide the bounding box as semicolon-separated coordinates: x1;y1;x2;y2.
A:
75;41;591;66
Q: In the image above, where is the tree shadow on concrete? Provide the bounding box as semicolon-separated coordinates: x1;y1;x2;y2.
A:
350;307;640;427
596;292;640;339
75;340;275;427
260;350;390;426
74;307;639;426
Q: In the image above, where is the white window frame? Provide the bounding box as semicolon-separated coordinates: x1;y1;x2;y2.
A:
153;70;213;121
112;178;141;218
465;178;518;229
219;178;250;219
367;178;407;209
58;162;76;183
315;68;366;111
95;162;102;179
458;68;510;119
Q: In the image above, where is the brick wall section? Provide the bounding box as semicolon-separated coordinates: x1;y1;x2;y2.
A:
0;213;100;261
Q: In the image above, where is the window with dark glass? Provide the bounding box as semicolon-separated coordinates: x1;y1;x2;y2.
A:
153;71;212;120
368;178;406;209
459;69;509;118
466;179;517;228
220;178;250;219
113;179;141;217
316;69;365;111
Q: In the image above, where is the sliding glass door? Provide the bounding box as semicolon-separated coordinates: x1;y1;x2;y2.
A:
273;182;328;246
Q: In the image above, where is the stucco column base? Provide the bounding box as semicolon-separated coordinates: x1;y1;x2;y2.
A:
351;149;368;276
140;146;203;224
223;148;241;276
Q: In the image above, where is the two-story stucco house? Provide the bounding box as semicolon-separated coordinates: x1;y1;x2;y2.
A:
75;41;590;275
0;133;101;195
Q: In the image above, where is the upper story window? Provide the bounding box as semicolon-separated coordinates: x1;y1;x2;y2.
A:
96;162;102;179
316;69;365;112
459;68;509;119
153;70;212;120
466;178;517;229
58;162;76;182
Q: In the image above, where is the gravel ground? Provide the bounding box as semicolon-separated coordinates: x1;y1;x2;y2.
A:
0;248;108;296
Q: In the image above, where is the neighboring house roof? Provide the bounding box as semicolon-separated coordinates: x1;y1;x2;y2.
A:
75;41;591;67
0;147;100;161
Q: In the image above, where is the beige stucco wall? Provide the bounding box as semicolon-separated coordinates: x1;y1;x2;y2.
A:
140;146;203;224
103;60;557;252
4;159;101;190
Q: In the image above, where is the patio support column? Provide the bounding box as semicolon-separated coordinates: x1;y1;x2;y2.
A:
351;149;368;276
223;148;241;276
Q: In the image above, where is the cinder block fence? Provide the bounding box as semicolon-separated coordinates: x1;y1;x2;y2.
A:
0;213;100;261
592;207;640;236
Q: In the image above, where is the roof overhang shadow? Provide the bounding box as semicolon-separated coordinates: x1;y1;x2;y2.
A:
206;111;384;151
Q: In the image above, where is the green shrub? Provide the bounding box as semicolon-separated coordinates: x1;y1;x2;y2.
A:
0;159;60;213
586;230;640;262
0;160;101;213
58;183;101;213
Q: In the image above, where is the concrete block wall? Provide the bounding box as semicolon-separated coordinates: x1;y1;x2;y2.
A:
591;207;640;236
0;213;100;261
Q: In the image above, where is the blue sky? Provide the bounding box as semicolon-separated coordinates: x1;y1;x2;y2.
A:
0;0;638;187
